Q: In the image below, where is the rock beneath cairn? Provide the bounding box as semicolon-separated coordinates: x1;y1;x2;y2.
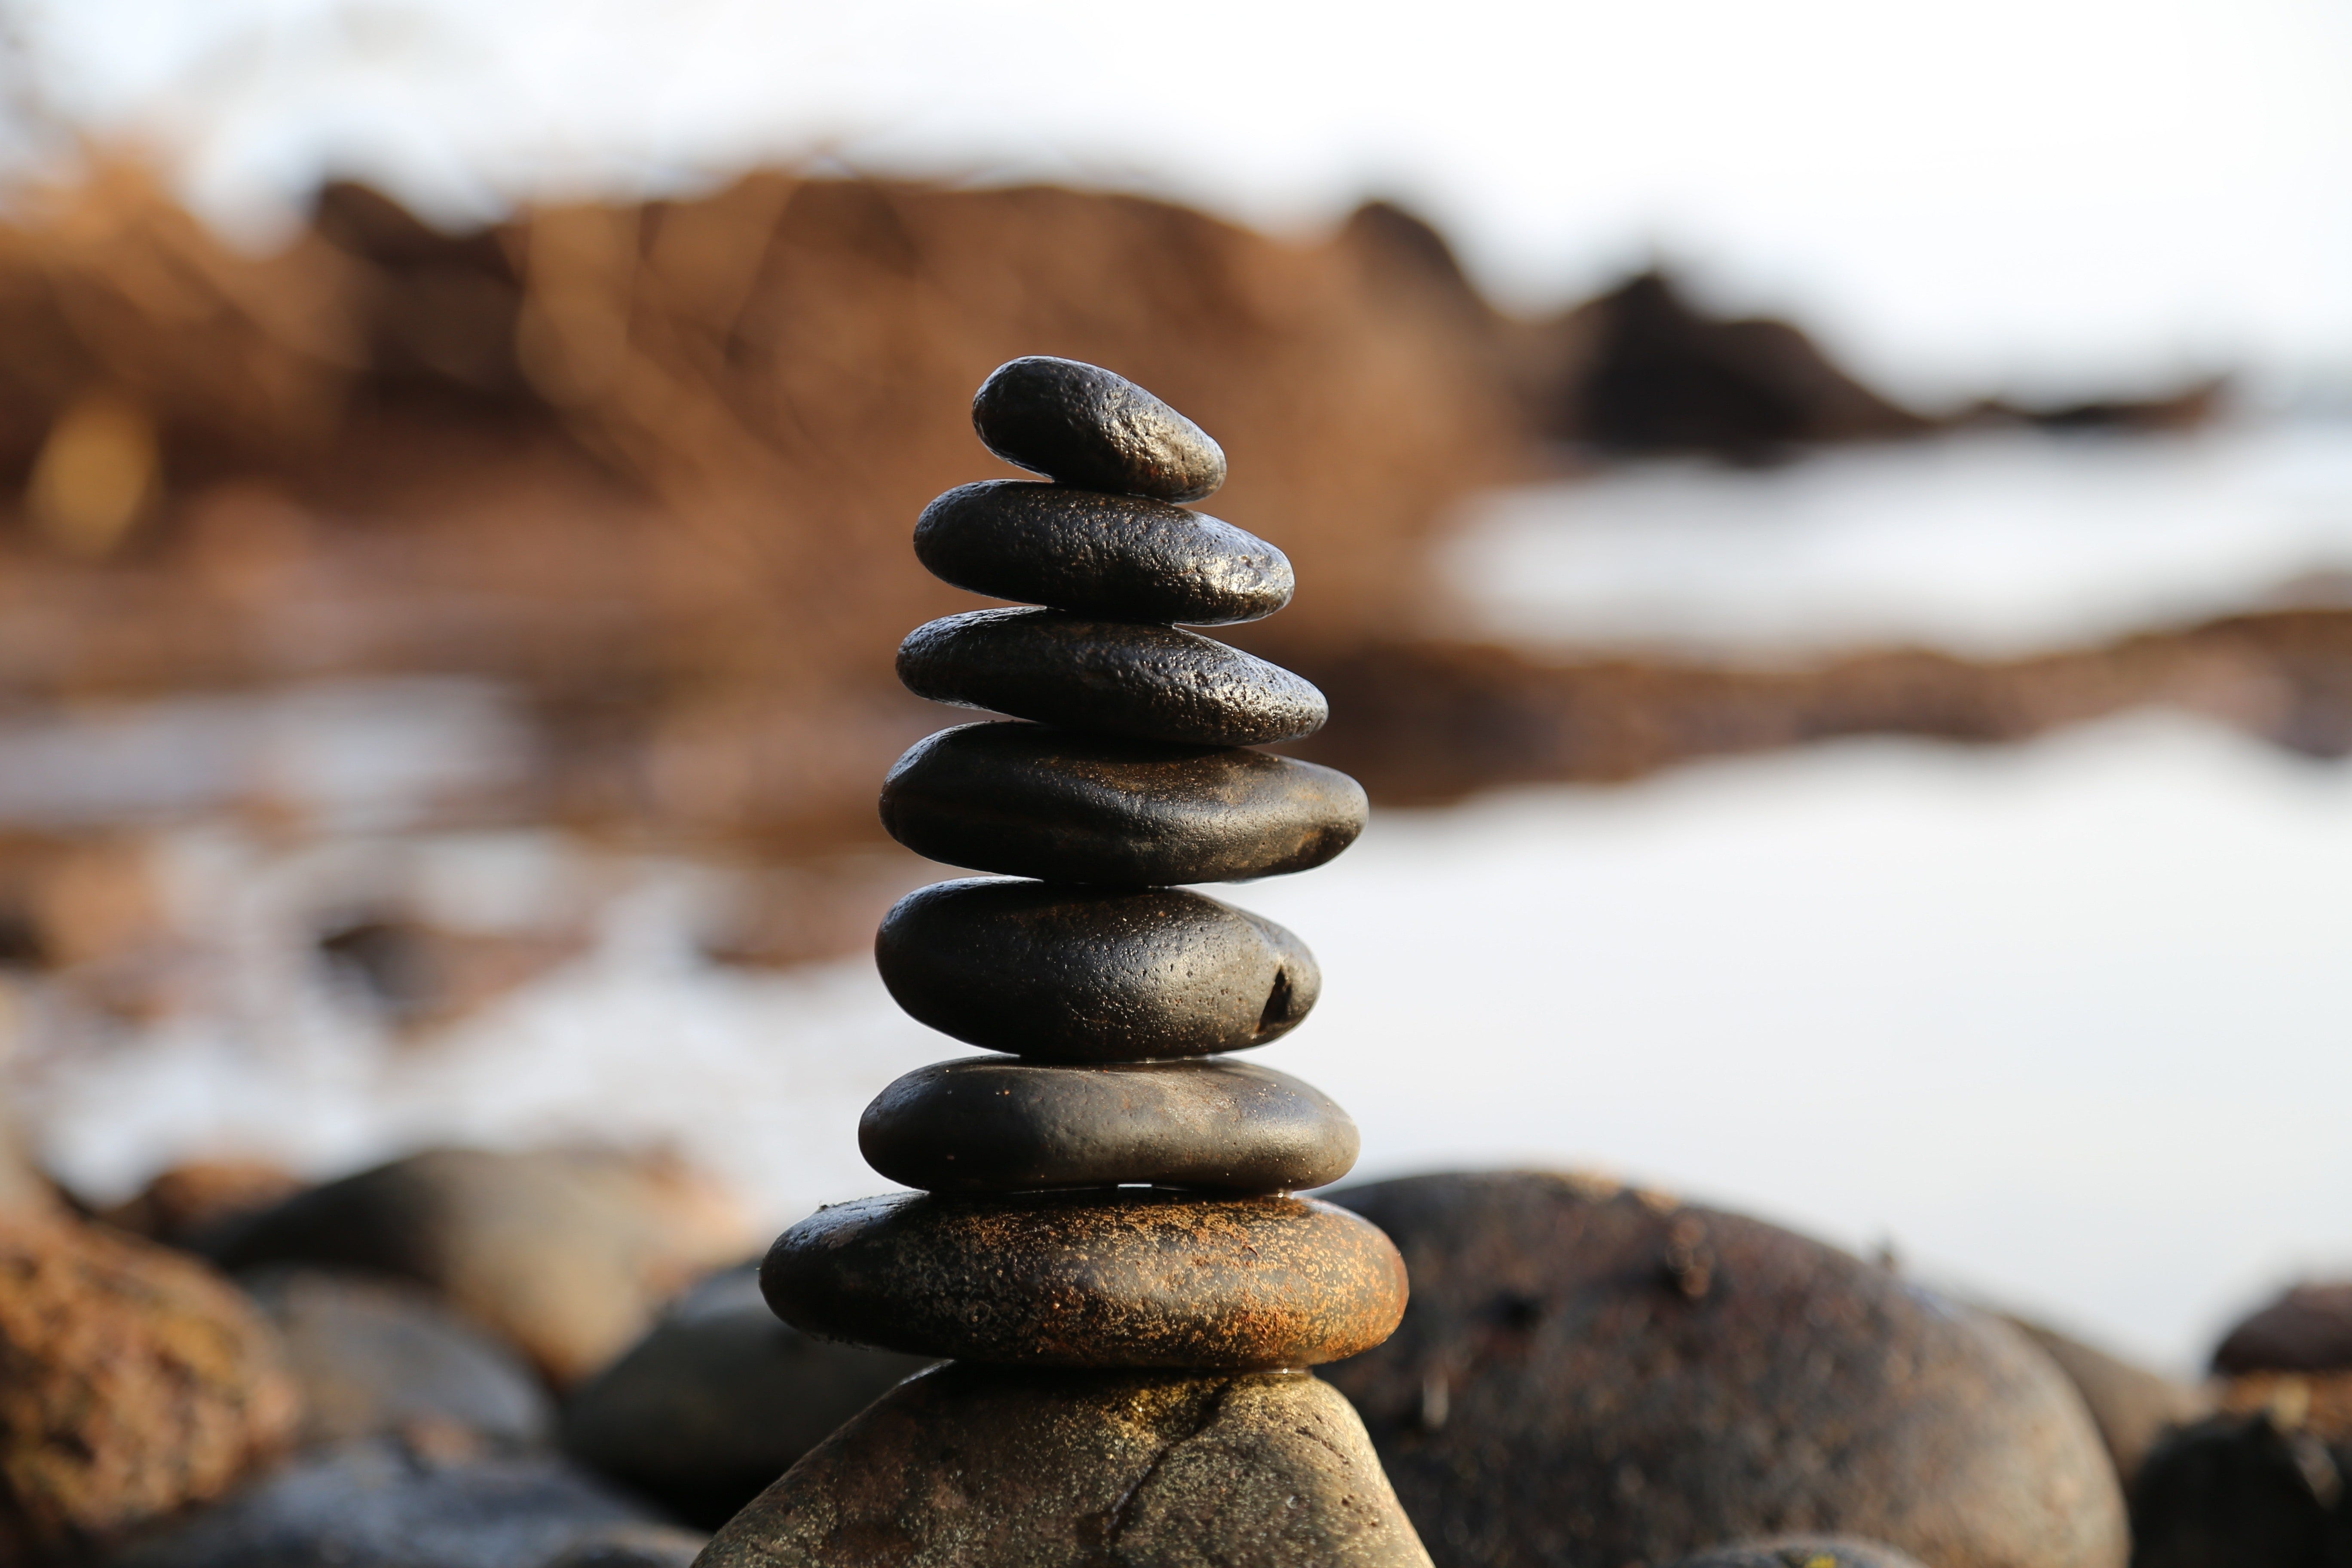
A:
2127;1410;2348;1568
1321;1172;2127;1568
0;1216;299;1560
216;1148;754;1386
971;355;1227;503
861;1057;1357;1194
915;481;1289;625
240;1267;554;1449
881;722;1366;885
1999;1313;2210;1485
1662;1541;1930;1568
874;878;1317;1059
562;1265;931;1529
2214;1282;2352;1375
696;1362;1430;1568
897;608;1327;747
103;1436;675;1568
764;1189;1406;1369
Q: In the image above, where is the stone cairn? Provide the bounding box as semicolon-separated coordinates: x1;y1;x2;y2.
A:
698;358;1431;1565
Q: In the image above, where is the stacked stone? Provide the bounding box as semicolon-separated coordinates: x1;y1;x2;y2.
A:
703;359;1428;1567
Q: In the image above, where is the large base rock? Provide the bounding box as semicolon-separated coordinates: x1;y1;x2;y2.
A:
695;1362;1431;1568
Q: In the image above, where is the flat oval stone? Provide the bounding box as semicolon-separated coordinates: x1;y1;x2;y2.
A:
897;609;1327;747
860;1058;1359;1195
971;357;1226;502
879;722;1366;885
876;878;1317;1059
915;481;1291;626
763;1190;1406;1369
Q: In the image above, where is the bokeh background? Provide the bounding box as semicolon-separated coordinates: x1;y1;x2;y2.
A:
0;0;2349;1374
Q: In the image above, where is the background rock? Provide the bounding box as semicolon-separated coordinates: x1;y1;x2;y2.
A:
1663;1539;1931;1568
0;1215;299;1559
1323;1171;2126;1568
2214;1283;2352;1376
2126;1410;2352;1568
533;1523;710;1568
1999;1314;2211;1486
562;1265;929;1528
240;1267;554;1449
216;1148;753;1385
100;1161;308;1255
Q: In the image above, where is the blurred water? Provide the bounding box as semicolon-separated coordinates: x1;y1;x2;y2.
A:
1444;422;2352;658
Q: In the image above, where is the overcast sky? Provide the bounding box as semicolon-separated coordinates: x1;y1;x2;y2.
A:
15;0;2352;406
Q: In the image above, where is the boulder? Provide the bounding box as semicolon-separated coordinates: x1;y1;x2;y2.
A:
2000;1314;2211;1485
2214;1283;2352;1375
240;1267;554;1448
0;1216;298;1559
2127;1410;2350;1568
104;1436;672;1568
1323;1172;2127;1568
216;1148;753;1385
696;1361;1430;1567
563;1266;930;1528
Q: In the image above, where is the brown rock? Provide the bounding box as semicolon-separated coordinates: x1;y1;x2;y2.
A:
696;1361;1431;1568
1323;1172;2127;1568
217;1148;754;1385
2217;1368;2352;1442
0;1216;299;1559
2213;1282;2352;1375
763;1189;1406;1369
2000;1314;2211;1485
100;1160;306;1253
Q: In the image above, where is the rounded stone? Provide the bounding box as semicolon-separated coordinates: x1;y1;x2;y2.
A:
2000;1313;2211;1487
2212;1281;2352;1374
1664;1542;1929;1568
915;481;1290;625
897;608;1326;747
2127;1411;2345;1568
762;1189;1407;1369
695;1364;1431;1568
879;722;1366;885
1321;1172;2128;1568
971;356;1226;503
860;1057;1359;1194
874;877;1318;1060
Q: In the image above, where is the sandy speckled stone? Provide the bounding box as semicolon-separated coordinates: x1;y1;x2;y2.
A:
694;1363;1430;1568
762;1189;1406;1369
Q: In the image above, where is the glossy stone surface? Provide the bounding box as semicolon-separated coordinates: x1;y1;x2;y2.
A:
874;878;1317;1060
971;356;1226;503
861;1057;1358;1194
763;1189;1406;1369
1323;1172;2127;1568
897;608;1326;747
880;722;1366;885
696;1363;1431;1568
915;481;1290;625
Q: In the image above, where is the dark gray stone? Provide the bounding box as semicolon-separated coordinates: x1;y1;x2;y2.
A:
697;1363;1429;1567
104;1439;663;1568
873;877;1317;1060
763;1189;1406;1369
896;608;1326;747
970;356;1225;503
1663;1541;1930;1568
1321;1172;2127;1568
562;1267;929;1530
2214;1282;2352;1375
2128;1411;2351;1568
914;481;1290;626
879;722;1366;885
240;1267;554;1449
861;1057;1358;1195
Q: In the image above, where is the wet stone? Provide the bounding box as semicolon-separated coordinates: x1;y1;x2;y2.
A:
971;356;1226;503
762;1189;1406;1369
897;608;1327;747
880;721;1366;885
874;877;1317;1060
861;1057;1358;1195
915;481;1290;626
696;1363;1431;1568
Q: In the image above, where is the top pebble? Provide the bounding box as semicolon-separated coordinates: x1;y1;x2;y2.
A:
973;358;1227;504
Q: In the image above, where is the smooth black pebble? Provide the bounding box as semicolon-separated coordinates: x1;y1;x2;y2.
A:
897;608;1326;747
915;482;1290;626
875;877;1317;1060
861;1057;1358;1195
972;357;1225;503
879;722;1366;885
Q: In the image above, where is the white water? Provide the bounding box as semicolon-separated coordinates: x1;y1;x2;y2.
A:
17;711;2348;1374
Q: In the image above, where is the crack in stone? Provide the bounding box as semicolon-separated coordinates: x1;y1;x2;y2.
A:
1090;1378;1240;1565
